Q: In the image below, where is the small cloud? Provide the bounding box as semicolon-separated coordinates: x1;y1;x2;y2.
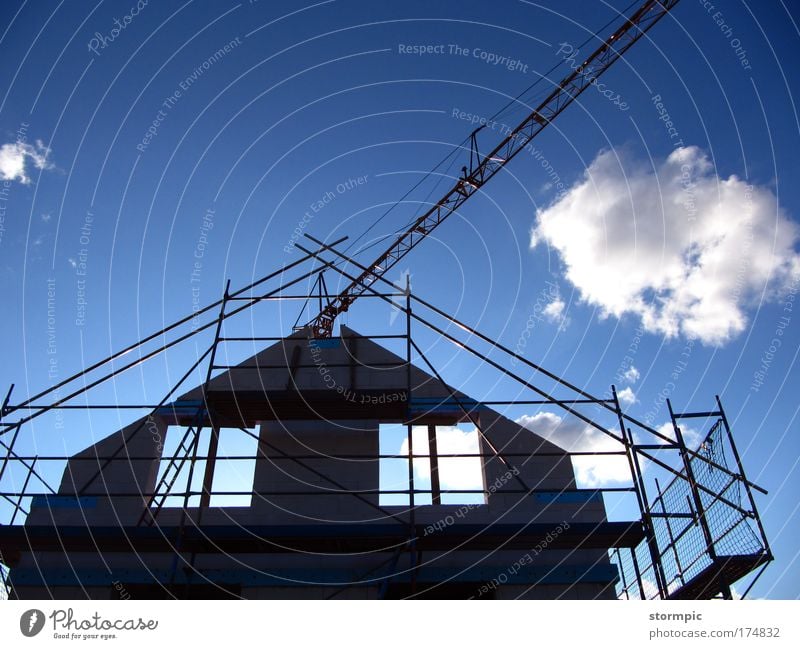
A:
0;139;53;185
623;365;640;384
656;421;701;448
543;295;570;331
41;212;51;222
617;387;637;406
67;258;77;269
516;412;631;487
543;297;564;320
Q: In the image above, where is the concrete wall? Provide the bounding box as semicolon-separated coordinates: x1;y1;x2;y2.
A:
26;415;165;527
252;419;380;523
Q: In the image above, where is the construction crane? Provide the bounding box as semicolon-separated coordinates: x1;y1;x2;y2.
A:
307;0;681;338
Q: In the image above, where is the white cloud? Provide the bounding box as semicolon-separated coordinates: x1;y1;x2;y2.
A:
617;386;637;406
530;146;800;345
543;297;564;320
516;412;631;487
656;421;700;448
400;425;483;491
543;294;570;331
0;139;53;184
623;365;640;384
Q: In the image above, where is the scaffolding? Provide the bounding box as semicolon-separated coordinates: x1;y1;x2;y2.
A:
614;404;771;600
0;236;771;599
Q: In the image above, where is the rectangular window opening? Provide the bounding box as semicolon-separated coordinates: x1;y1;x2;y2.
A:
152;425;209;508
209;427;258;507
436;423;486;505
378;423;486;506
151;426;257;508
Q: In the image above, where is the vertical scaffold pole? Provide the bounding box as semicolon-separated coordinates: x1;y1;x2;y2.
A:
405;275;417;595
612;384;666;598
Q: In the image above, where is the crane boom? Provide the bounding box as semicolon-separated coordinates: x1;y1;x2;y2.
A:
309;0;680;338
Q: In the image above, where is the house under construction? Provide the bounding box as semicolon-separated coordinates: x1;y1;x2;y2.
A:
0;0;772;599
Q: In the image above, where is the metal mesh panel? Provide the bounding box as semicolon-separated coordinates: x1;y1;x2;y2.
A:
616;418;766;599
695;422;762;558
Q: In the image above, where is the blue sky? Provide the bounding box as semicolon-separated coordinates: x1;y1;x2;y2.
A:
0;0;798;598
